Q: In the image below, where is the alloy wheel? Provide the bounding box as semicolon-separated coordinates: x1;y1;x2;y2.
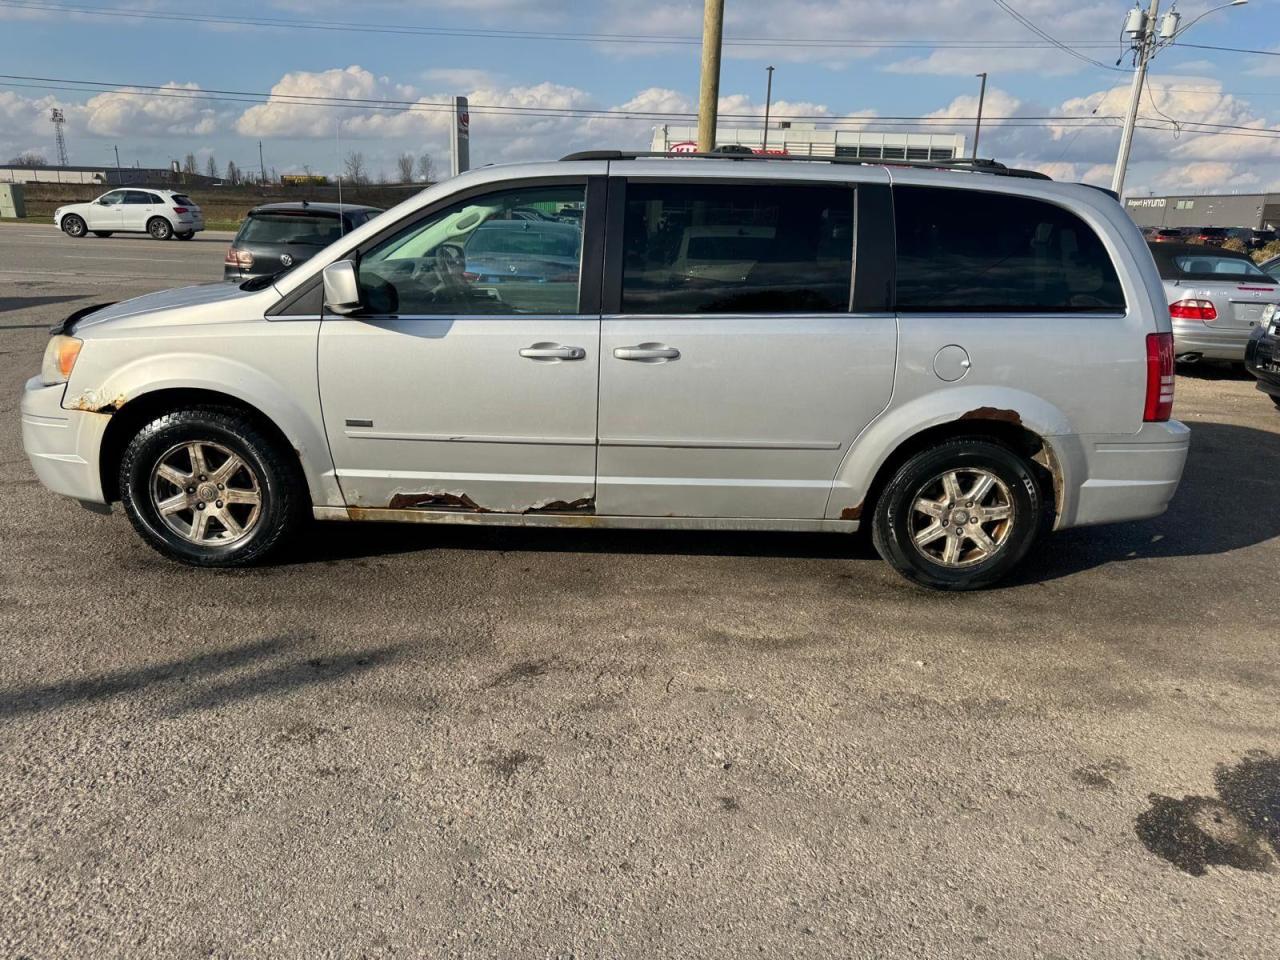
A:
909;468;1015;568
149;440;262;546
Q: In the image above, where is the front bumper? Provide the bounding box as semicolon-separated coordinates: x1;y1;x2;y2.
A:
1172;320;1254;362
20;375;110;505
1244;328;1280;399
1052;420;1191;530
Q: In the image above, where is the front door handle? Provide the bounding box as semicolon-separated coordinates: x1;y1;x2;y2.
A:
614;344;680;362
519;343;585;361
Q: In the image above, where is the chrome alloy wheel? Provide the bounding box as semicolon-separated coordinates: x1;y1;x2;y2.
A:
909;468;1015;568
149;441;262;546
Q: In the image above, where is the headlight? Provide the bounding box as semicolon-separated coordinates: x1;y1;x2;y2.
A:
41;335;83;385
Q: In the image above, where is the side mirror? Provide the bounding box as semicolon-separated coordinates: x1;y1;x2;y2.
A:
322;260;362;315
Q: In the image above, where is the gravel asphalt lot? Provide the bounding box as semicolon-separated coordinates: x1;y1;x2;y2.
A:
2;223;1278;958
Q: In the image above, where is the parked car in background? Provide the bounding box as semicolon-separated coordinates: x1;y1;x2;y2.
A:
1260;255;1280;282
1149;227;1186;244
54;189;204;241
22;154;1189;590
1244;305;1280;409
1225;227;1276;251
224;202;382;281
1191;227;1229;246
1149;242;1280;363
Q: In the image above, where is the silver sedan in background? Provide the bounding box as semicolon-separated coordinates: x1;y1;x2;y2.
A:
1150;243;1280;363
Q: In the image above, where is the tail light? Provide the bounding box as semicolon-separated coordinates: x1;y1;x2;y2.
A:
1169;299;1217;321
224;246;254;269
172;206;189;214
1144;332;1175;422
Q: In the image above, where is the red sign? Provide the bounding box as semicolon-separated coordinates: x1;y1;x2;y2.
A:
669;141;698;154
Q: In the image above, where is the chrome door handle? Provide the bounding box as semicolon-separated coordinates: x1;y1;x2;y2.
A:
519;343;585;361
614;344;680;361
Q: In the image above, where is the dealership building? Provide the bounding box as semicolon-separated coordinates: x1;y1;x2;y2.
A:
651;122;966;163
1124;193;1280;231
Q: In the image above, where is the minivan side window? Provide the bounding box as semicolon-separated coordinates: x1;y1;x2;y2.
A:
620;182;853;314
356;185;585;316
894;186;1126;313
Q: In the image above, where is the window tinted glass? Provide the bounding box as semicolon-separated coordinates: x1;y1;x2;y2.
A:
894;186;1126;313
1171;254;1273;280
620;183;852;314
99;191;125;205
172;195;195;207
357;185;585;316
124;191;153;204
240;213;343;246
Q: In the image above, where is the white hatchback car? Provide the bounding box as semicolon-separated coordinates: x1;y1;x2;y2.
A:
22;153;1190;589
54;188;204;241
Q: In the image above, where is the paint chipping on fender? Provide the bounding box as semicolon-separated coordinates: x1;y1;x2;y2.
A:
959;406;1022;427
66;392;126;414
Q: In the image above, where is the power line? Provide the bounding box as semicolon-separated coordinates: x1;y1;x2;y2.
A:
4;75;1280;141
988;0;1129;72
0;0;1125;51
1175;41;1280;57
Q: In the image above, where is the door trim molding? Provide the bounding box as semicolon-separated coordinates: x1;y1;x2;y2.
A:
599;437;841;451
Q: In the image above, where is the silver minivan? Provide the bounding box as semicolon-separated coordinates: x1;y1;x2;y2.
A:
21;153;1190;589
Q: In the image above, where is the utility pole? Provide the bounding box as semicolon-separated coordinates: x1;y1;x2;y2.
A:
762;65;775;153
258;140;267;185
113;144;121;181
1113;0;1161;197
696;0;725;152
971;73;987;160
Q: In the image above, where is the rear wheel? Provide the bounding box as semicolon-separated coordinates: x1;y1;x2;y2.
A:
119;407;305;567
871;439;1044;590
61;215;86;238
92;230;113;238
175;230;194;240
147;216;173;241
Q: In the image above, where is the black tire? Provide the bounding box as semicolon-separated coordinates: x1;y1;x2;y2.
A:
61;215;86;238
175;230;194;240
147;216;173;240
1272;396;1280;411
871;438;1044;591
118;406;305;567
92;230;113;238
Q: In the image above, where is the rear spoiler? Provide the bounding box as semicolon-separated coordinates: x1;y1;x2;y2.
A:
1082;184;1121;202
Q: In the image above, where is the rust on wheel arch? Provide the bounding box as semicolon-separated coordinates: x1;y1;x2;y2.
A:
957;406;1022;427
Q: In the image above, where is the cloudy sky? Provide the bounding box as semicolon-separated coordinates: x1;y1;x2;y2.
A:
1;0;1278;196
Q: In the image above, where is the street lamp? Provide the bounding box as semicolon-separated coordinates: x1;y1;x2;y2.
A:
1111;0;1248;197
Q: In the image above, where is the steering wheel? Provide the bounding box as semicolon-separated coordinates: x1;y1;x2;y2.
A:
430;242;469;300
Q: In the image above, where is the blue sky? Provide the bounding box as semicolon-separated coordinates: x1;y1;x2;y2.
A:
1;0;1277;195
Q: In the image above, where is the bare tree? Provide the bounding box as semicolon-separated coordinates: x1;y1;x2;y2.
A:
182;152;197;175
395;152;415;183
205;155;218;179
375;169;388;185
225;160;240;185
343;151;368;185
9;151;46;166
416;152;436;183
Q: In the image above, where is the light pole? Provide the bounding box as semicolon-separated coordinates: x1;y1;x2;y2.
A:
1112;0;1248;197
972;72;988;160
762;65;775;153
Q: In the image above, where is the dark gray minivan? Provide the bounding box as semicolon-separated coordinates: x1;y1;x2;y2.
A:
224;202;382;281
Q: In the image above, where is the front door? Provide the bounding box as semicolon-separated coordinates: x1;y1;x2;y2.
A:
86;190;125;230
596;177;897;519
318;179;602;514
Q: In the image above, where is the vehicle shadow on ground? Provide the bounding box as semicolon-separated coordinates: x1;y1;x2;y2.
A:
0;294;89;315
283;420;1280;585
0;633;404;718
1176;362;1255;382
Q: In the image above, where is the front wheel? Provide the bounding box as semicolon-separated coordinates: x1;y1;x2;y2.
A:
1272;396;1280;411
119;407;305;566
871;439;1044;591
61;215;86;238
147;216;173;240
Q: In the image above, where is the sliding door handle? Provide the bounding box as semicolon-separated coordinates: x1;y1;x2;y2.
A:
614;344;680;362
520;343;585;361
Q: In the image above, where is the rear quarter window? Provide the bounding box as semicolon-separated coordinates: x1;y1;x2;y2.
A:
894;185;1126;313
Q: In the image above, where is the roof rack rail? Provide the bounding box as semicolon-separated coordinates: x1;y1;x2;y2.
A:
559;149;1052;181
